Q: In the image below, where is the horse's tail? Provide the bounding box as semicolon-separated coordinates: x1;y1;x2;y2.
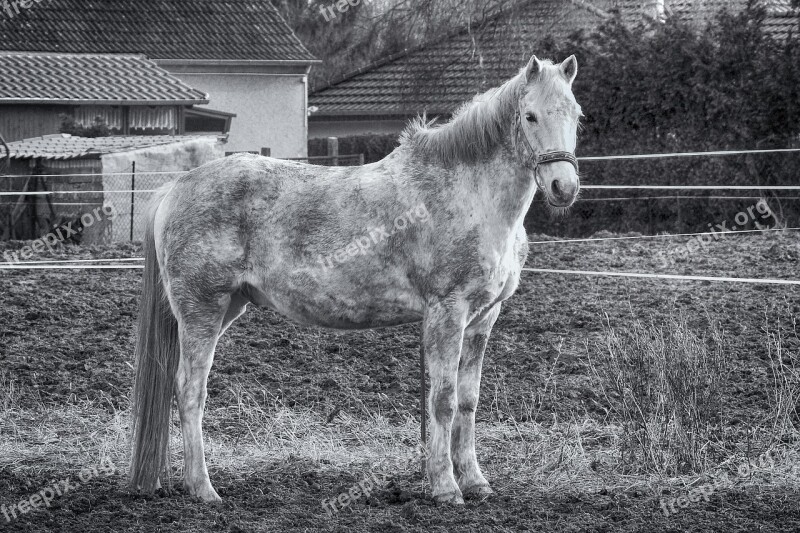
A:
130;183;179;493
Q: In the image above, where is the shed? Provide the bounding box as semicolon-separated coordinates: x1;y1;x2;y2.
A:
0;52;225;141
1;133;226;243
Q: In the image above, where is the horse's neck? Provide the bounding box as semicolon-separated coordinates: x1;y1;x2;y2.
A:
471;149;536;232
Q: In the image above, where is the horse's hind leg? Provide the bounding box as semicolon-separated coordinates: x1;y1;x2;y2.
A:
452;304;501;498
173;293;237;502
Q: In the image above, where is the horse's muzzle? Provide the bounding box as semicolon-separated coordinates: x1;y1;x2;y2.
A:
548;176;579;206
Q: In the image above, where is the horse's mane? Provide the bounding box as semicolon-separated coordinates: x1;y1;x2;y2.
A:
399;59;560;165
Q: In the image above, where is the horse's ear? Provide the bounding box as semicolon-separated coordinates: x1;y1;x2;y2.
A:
560;55;578;85
525;55;542;83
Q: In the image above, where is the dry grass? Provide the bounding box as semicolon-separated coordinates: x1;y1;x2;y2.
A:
762;302;800;447
587;311;730;475
3;314;800;500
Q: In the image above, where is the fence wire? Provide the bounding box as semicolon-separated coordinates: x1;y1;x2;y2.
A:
2;147;800;244
0;170;179;243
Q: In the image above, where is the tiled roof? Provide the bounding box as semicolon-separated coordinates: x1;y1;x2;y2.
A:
310;0;609;117
0;53;209;105
0;0;315;62
7;134;220;160
668;0;798;40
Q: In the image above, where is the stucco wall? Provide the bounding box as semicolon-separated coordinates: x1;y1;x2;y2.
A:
172;72;309;158
101;137;225;242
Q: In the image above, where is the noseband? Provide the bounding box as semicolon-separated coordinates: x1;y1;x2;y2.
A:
514;109;579;191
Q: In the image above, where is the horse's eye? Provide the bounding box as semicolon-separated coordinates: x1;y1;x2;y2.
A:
525;113;537;123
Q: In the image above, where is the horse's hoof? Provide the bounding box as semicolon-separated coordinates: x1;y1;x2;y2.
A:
197;489;222;503
187;484;222;502
432;491;465;505
463;484;493;500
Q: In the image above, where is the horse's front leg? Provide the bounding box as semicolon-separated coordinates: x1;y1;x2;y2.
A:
452;303;500;498
422;300;468;504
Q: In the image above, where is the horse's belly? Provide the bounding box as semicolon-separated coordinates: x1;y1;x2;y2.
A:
243;275;424;330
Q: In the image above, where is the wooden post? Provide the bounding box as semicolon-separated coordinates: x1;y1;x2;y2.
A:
326;137;339;166
130;161;135;242
358;153;365;166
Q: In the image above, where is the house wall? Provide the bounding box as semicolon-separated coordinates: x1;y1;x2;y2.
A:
309;118;409;139
0;104;181;141
160;62;312;158
0;105;65;141
101;136;226;242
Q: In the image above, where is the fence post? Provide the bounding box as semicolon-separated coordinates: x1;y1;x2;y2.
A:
327;137;339;166
130;161;135;242
358;153;364;166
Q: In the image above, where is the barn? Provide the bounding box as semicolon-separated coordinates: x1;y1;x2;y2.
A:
0;0;317;157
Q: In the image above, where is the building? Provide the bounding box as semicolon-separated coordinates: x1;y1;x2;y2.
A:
308;0;797;139
0;0;318;157
0;52;221;142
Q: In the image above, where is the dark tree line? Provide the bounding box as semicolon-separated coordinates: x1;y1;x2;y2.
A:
526;3;800;236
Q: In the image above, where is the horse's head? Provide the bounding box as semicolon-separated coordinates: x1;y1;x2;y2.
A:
516;55;582;208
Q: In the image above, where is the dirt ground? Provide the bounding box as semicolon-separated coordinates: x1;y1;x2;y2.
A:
2;230;800;532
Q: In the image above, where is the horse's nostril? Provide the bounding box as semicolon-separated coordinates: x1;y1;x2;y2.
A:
551;179;562;197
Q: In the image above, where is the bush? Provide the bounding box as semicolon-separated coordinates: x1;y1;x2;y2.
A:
589;313;729;474
59;114;111;138
526;5;800;236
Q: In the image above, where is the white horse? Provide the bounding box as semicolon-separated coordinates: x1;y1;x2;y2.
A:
130;54;581;505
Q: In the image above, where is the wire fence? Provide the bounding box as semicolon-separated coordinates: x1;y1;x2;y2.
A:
0;167;179;243
0;154;370;243
1;147;800;246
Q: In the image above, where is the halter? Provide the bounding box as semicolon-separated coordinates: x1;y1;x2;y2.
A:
514;109;580;191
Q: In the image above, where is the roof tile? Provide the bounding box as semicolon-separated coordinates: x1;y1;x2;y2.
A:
0;0;315;62
0;52;209;104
